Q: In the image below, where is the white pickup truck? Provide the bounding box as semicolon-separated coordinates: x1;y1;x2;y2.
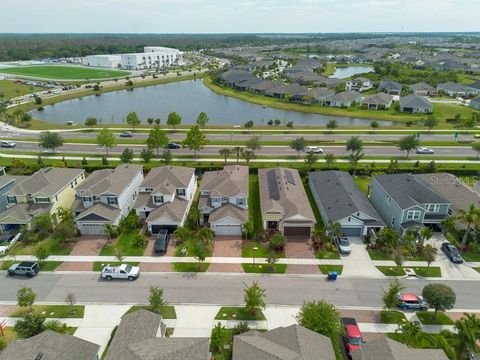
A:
100;264;140;281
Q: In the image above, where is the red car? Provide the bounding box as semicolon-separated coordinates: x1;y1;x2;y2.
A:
342;317;364;354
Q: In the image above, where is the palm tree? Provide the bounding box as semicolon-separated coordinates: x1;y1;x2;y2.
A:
187;207;201;231
219;148;232;164
174;226;193;245
420;227;433;246
397;321;422;347
233;147;242;164
325;221;342;244
455;313;480;359
242;221;254;242
457;204;480;247
241;150;255;165
198;227;215;249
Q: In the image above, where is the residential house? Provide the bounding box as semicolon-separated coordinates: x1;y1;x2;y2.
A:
409;82;436;97
258;167;315;237
0;330;100;360
369;173;450;234
437;82;479;97
73;164;143;235
198;165;249;236
0;166;5;175
0;167;85;233
265;83;306;99
309;171;385;237
134;166;196;234
233;324;335;360
0;174;27;213
321;90;362;108
292;87;333;104
248;80;282;95
345;77;374;92
470;96;480;110
351;337;449;360
104;309;210;360
399;94;433;114
361;93;394;110
379;79;403;96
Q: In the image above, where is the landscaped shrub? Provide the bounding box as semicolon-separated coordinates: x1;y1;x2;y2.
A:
269;234;287;251
131;233;147;248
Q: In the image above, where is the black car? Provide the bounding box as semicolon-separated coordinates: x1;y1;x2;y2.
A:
167;142;181;149
8;261;39;277
441;242;464;264
155;230;170;255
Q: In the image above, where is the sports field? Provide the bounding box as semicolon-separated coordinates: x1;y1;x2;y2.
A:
0;65;130;80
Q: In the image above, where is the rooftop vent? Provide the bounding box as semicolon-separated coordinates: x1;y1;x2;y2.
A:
35;353;44;360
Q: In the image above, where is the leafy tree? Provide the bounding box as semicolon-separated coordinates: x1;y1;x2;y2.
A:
370;120;379;133
399;134;419;159
126;111;141;130
304;151;319;169
424;116;439;132
295;300;344;339
246;136;262;155
472;142;480;159
457;204;480;247
131;232;147;248
34;96;42;105
65;292;76;314
85;117;97;129
286;121;294;131
198;227;215;249
197;112;209;127
147;117;154;125
422;283;456;319
167;112;182;131
269;233;287;251
17;287;36;308
183;125;208;157
290;137;306;158
455;313;480;359
397;321;422;346
219;148;231;164
161;149;173;164
33;213;53;235
174;226;193;245
14;311;45;338
378;227;401;252
244;281;266;316
154;118;161;125
146;126;169;155
96;128;116;156
346;136;363;154
187;207;201;231
120;148;134;163
210;322;229;353
326;119;338;133
191;240;210;268
383;279;405;310
420;226;433;246
325;221;342;244
149;286;166;313
325;153;335;168
55;221;76;243
232;322;250;336
423;244;437;268
244;120;254;129
140;148;154;163
39;131;63;153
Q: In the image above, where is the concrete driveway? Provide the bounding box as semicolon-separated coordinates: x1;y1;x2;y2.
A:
341;237;384;277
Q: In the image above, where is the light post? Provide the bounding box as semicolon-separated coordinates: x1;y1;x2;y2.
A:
252;246;258;266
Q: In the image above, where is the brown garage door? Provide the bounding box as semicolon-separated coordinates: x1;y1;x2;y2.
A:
284;227;311;236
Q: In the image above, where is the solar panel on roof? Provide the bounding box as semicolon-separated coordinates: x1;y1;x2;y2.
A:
267;170;280;200
285;170;295;185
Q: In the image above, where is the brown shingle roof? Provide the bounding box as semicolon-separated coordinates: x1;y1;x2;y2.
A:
140;166;194;194
76;164;142;196
209;203;248;223
146;197;189;223
201;165;248;197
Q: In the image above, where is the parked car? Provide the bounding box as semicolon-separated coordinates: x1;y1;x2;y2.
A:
342;317;364;354
335;236;352;255
7;261;39;278
441;242;464;264
167;142;181;149
155;229;170;255
305;146;324;154
396;292;428;310
0;141;16;148
416;147;435;154
100;264;140;281
119;131;133;137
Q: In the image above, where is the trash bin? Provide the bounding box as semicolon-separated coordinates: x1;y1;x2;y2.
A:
328;271;338;281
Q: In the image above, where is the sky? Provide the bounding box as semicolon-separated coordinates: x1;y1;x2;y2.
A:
1;0;479;33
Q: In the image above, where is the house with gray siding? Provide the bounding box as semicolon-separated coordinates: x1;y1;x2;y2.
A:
379;79;403;96
470;97;480;110
0;175;27;213
399;95;433;114
321;90;362;108
369;173;450;234
309;171;385;237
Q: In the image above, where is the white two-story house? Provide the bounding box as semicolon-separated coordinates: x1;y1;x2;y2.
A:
134;166;196;234
198;165;249;236
73;164;144;235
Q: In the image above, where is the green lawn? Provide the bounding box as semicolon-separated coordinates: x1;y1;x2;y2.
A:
9;234;74;256
241;241;284;258
0;80;45;99
214;306;266;321
172;262;209;272
248;174;263;232
376;266;406;276
125;305;177;319
10;305;85;318
0;327;17;348
99;231;146;256
416;311;454;325
354;176;371;195
474;267;480;273
410;266;442;277
368;249;393;260
92;262;140;271
380;310;407;324
316;249;340;259
462;252;480;262
0;65;129;80
386;332;454;351
242;263;287;273
318;265;343;275
303;178;323;224
39;261;63;271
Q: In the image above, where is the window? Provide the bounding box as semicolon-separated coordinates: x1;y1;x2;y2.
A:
391;217;395;226
406;210;421;221
6;195;17;205
237;197;245;206
176;188;186;196
93;196;100;202
83;196;92;202
386;195;391;205
144;188;153;192
154;195;164;204
212;197;220;204
222;197;228;203
425;204;440;213
35;197;50;203
108;197;118;206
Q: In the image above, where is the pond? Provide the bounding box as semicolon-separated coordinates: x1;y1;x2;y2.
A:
30;80;392;126
330;65;374;79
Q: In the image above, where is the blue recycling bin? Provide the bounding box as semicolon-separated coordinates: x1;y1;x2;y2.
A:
327;271;338;281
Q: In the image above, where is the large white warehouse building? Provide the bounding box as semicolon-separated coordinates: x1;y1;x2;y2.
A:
85;54;122;69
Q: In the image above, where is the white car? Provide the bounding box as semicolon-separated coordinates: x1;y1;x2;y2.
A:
416;147;435;154
100;264;140;281
335;236;352;255
305;146;324;154
0;141;16;148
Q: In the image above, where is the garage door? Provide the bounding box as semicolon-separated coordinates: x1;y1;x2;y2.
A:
284;227;311;236
151;224;177;234
342;227;362;237
213;224;242;236
79;223;106;235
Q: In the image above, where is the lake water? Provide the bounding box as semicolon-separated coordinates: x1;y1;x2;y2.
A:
330;66;374;79
31;80;392;126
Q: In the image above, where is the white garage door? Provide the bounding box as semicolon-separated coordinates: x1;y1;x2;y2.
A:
213;224;242;236
79;223;106;235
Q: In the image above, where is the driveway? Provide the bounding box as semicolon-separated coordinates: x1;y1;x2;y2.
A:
341;237;384;277
285;237;315;258
212;236;242;257
173;305;220;337
143;237;176;256
70;236;109;256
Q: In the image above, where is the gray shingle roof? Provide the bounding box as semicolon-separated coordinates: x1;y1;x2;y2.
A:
201;165;248;197
145;197;189;222
437;82;477;92
361;93;394;105
140;166;194;194
0;202;52;224
309;171;385;225
75;202;121;222
233;324;335;360
209;202;248;223
399;95;432;109
0;175;27;190
324;90;362;103
379;79;403;91
409;82;434;92
373;173;449;209
0;330;99;360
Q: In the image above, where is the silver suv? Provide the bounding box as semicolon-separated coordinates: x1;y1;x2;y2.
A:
8;261;39;278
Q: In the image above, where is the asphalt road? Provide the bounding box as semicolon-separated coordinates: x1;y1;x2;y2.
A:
0;273;479;309
3;140;477;158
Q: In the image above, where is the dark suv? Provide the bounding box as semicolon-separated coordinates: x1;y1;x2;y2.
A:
8;261;39;278
155;230;170;255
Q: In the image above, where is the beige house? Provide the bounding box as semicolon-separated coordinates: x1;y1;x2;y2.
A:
258;167;315;237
